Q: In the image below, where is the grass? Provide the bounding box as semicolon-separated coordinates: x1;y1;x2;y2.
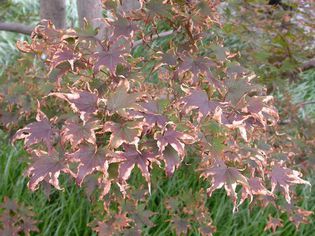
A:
0;130;314;236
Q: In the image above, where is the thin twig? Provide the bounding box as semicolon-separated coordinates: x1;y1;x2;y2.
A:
296;100;315;107
132;30;174;49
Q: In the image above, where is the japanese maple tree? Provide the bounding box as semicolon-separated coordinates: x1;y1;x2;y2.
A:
0;0;312;234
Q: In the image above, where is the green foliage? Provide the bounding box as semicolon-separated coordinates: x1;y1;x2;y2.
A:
290;69;315;119
1;131;314;235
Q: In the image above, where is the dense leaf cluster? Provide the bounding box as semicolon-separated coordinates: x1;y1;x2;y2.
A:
0;0;312;234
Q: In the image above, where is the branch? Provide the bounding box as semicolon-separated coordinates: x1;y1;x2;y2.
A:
301;59;315;72
296;100;315;107
0;22;33;35
132;30;174;49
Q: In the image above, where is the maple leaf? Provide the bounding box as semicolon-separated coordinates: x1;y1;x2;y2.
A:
171;217;190;235
240;177;274;205
50;88;99;121
154;123;194;156
49;45;81;71
159;51;177;67
180;88;221;120
105;80;142;116
138;100;168;128
248;177;273;196
145;0;172;19
270;165;310;203
160;145;181;176
0;197;39;236
92;45;127;75
94;213;132;236
224;78;258;106
264;215;283;232
103;121;142;149
13;109;55;149
119;0;142;14
199;223;217;236
289;208;313;229
67;144;122;186
128;204;155;228
61;118;101;148
246;97;264;114
110;15;138;40
26;149;70;191
201;163;252;211
177;55;218;85
117;144;159;191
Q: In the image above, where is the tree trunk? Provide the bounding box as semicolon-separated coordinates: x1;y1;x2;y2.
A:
77;0;106;39
40;0;66;29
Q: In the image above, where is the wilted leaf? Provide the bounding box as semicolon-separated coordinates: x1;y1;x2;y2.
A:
138;100;168;128
145;0;172;19
161;145;181;176
225;79;258;106
177;55;217;85
171;217;190;235
50;45;81;71
289;208;313;229
0;197;39;236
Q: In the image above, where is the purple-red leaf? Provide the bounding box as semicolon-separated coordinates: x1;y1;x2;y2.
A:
27;149;69;191
201;163;252;211
50;89;98;121
117;144;159;187
105;80;142;116
92;45;127;75
264;215;283;232
13;109;55;149
110;15;138;40
61;118;101;148
161;145;181;176
103;121;142;149
154;123;194;156
180;88;221;120
270;165;310;203
67;144;122;186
